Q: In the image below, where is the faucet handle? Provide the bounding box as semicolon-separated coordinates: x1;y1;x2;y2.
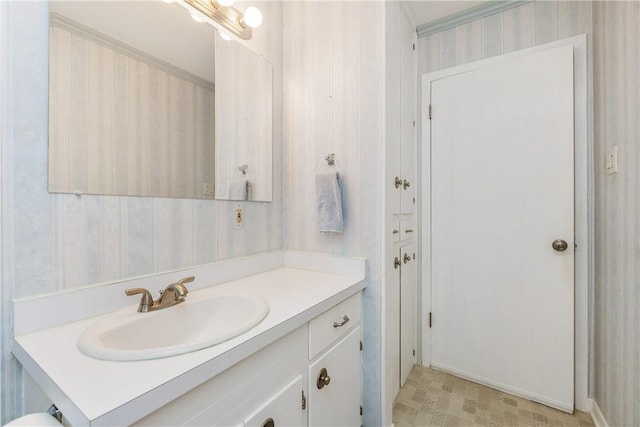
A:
176;276;195;287
125;288;154;312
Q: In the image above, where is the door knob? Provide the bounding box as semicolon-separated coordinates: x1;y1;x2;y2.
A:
395;177;402;189
403;179;411;190
403;253;411;264
317;368;331;389
552;239;568;252
394;257;401;269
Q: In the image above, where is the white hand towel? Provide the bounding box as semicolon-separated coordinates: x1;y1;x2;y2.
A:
230;180;248;200
316;171;343;233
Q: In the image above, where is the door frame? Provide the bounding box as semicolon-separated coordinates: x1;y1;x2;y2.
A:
419;34;591;412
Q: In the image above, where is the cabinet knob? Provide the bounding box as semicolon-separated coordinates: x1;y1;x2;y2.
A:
394;257;401;269
403;253;411;264
403;179;411;190
394;177;402;189
262;418;275;427
392;229;399;234
317;368;331;389
405;229;413;234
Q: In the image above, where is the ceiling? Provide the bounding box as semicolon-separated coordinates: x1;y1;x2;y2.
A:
402;1;489;27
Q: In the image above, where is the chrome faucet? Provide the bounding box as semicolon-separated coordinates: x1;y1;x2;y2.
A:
125;276;194;313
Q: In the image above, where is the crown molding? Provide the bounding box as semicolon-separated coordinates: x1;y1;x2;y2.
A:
417;1;533;38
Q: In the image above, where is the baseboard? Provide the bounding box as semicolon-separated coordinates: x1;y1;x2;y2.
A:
577;397;593;413
591;400;610;427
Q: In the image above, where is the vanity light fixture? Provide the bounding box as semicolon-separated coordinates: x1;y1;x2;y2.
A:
183;0;262;40
242;6;263;29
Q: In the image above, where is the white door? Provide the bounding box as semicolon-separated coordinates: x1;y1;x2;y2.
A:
430;45;575;411
400;243;416;386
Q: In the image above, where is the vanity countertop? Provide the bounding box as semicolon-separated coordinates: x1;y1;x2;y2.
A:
12;253;365;426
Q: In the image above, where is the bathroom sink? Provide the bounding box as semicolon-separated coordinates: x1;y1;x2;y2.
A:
77;292;269;361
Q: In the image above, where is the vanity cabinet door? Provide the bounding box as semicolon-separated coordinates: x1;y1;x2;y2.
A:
308;326;361;427
244;375;306;427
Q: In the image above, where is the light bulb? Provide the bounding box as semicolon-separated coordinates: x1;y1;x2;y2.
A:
242;6;262;29
217;0;235;6
220;31;233;41
190;11;205;23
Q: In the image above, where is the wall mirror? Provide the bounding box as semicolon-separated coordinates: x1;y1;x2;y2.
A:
48;1;273;201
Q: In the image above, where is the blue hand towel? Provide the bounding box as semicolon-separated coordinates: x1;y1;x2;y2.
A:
316;171;343;233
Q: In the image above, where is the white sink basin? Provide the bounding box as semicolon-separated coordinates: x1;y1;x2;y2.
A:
78;292;269;361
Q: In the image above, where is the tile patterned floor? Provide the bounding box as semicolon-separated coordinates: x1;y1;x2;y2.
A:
393;366;594;427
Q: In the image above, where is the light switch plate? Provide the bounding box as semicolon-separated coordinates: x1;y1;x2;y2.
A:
606;145;618;175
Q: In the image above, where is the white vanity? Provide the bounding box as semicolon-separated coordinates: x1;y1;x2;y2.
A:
11;251;365;426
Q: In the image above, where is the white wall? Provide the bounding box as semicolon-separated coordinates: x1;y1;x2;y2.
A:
282;2;385;425
0;1;283;422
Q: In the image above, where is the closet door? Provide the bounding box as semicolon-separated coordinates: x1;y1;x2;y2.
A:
430;45;575;411
399;11;416;215
400;243;416;386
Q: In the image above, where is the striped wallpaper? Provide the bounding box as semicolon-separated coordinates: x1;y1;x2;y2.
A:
282;2;384;425
418;1;592;75
592;2;640;426
214;32;273;202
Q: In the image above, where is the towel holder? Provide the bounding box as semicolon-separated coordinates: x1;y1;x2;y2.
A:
325;153;335;166
316;153;339;173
